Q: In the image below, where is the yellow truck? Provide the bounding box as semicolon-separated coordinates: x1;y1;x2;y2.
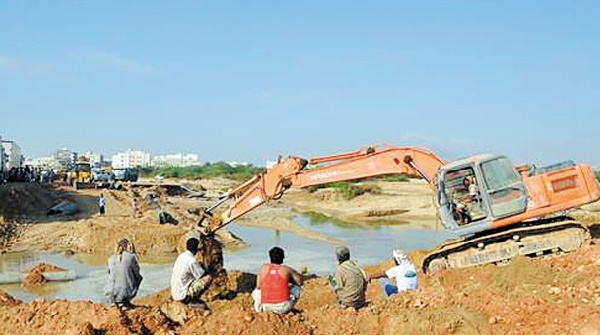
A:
68;158;93;189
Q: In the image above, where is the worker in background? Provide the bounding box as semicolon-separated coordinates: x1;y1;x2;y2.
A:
104;238;143;311
369;249;418;297
130;189;140;218
98;193;106;215
328;246;367;309
252;246;302;314
171;237;213;307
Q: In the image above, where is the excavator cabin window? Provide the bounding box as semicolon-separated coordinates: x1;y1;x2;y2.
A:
444;168;487;226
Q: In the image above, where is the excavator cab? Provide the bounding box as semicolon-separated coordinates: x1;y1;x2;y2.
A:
437;154;528;236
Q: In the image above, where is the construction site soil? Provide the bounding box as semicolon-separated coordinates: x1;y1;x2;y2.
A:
1;180;600;334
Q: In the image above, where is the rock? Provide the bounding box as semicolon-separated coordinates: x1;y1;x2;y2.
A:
581;298;589;304
488;316;498;324
549;287;561;295
413;299;428;309
65;322;95;335
244;314;253;322
160;301;207;324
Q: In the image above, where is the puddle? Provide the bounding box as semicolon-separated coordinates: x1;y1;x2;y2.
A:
0;213;457;303
0;252;173;303
224;212;456;275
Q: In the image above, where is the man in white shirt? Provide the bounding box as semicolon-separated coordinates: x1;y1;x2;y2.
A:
369;249;418;297
171;237;213;304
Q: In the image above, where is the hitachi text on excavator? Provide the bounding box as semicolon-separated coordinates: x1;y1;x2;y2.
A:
198;145;600;273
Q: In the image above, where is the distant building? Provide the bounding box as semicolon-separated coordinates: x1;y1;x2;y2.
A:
1;140;23;169
54;148;75;167
81;151;104;168
265;160;278;169
227;161;249;167
24;156;58;168
151;153;200;168
112;149;151;169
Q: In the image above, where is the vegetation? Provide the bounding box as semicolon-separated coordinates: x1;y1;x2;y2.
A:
308;181;381;200
596;171;600;183
370;174;410;182
306;173;409;200
140;162;263;181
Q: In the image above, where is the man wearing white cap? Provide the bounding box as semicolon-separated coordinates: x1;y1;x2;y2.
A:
369;249;418;297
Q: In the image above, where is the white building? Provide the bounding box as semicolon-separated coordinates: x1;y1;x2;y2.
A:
151;153;200;168
54;148;74;167
227;161;249;167
23;156;58;168
81;151;104;167
1;140;22;169
111;149;151;169
265;160;278;169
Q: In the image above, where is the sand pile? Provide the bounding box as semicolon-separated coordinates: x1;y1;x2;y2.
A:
22;263;68;286
0;183;58;219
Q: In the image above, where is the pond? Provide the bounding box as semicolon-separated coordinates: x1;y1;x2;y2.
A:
0;213;456;303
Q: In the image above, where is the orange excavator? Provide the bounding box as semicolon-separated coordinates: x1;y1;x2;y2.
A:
200;145;600;273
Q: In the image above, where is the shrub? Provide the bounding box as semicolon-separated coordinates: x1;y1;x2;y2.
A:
308;181;381;200
140;163;263;181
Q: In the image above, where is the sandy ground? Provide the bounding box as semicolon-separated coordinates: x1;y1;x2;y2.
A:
2;179;600;334
281;179;438;229
1;242;600;334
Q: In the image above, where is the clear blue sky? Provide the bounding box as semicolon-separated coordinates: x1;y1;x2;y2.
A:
1;1;598;166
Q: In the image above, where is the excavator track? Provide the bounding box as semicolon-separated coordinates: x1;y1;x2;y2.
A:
422;216;590;274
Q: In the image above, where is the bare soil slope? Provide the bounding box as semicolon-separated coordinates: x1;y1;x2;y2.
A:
1;242;600;334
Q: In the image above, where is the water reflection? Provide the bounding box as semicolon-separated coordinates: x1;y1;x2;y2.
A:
1;213;455;303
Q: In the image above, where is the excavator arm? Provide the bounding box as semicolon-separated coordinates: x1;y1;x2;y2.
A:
204;146;444;230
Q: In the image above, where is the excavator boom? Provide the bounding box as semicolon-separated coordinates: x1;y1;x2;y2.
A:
213;146;444;229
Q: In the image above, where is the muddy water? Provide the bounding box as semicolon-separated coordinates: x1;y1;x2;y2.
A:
225;212;456;274
0;213;455;303
0;252;173;303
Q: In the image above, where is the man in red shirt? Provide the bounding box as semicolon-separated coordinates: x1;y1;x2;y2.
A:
252;246;303;314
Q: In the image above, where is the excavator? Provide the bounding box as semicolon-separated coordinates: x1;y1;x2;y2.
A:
198;145;600;273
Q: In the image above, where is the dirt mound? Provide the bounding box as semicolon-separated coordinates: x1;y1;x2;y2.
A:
2;242;600;334
0;296;177;335
0;289;21;307
0;217;19;249
22;263;68;286
0;183;59;219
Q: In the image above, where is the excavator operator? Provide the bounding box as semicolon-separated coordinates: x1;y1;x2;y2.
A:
451;176;481;225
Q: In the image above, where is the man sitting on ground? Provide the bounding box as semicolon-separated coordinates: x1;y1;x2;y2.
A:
369;249;418;297
171;237;213;306
328;246;367;309
252;246;303;314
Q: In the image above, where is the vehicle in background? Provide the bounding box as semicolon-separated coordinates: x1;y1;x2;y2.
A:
112;168;138;182
67;158;93;189
92;169;114;188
